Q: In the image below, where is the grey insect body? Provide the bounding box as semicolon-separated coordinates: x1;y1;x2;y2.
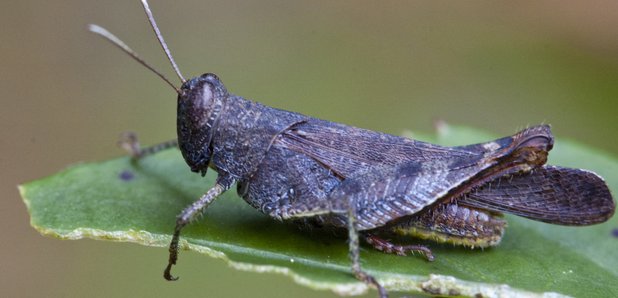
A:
90;2;615;297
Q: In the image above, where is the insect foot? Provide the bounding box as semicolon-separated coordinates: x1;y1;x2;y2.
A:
118;131;142;158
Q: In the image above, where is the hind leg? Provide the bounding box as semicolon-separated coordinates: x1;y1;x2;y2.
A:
388;203;506;249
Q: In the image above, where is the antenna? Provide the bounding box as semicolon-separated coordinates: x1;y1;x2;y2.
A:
88;24;181;94
141;0;186;83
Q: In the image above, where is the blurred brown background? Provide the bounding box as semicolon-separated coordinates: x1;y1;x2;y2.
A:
2;1;617;297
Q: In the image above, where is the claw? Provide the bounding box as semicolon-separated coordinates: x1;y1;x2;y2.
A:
163;263;179;281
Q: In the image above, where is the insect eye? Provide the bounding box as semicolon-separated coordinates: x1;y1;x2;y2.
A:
195;82;214;109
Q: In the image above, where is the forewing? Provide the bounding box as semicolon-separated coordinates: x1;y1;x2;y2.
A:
279;122;561;230
277;119;479;177
460;166;615;225
328;156;513;230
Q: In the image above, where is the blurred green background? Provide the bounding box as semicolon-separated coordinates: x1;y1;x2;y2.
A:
2;1;617;297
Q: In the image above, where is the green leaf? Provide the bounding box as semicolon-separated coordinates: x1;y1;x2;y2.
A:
20;125;617;297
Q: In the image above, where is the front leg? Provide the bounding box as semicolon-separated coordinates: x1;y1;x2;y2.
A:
164;176;233;281
118;131;178;158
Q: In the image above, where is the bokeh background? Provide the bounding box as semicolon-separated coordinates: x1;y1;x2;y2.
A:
2;1;617;297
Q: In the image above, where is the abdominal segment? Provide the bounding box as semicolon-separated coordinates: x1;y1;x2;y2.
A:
386;203;507;248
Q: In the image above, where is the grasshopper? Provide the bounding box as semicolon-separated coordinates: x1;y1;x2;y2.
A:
90;1;615;297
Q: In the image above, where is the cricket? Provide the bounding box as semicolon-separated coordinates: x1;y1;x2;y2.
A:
90;1;615;297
